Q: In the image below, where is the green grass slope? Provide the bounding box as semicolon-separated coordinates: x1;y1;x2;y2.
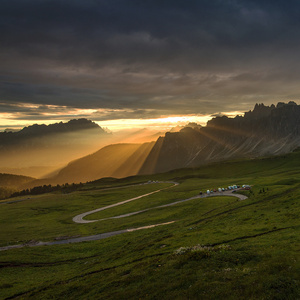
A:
0;151;299;299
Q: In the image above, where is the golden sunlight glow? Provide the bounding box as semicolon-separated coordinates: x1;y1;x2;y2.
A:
222;111;244;118
97;115;213;131
0;114;63;129
42;108;99;117
0;101;244;132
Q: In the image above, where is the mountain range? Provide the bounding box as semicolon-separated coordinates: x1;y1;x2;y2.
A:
21;101;300;187
47;142;154;184
0;119;110;177
139;101;300;174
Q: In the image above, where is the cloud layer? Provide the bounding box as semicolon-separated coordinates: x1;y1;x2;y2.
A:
1;0;300;123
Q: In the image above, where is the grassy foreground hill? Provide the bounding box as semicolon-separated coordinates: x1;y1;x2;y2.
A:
0;151;299;299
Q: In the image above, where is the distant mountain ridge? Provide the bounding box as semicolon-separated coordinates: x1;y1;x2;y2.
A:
18;101;300;186
0;119;110;178
139;101;300;174
0;173;34;199
25;142;155;186
0;173;34;188
0;119;107;142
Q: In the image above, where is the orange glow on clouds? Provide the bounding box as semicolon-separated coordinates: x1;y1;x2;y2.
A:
97;115;212;131
0;101;244;132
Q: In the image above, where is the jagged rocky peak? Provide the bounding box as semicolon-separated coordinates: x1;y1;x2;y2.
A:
253;102;269;110
206;115;231;128
253;101;298;111
179;123;202;134
138;100;300;175
65;118;100;129
277;101;297;108
248;102;274;118
205;101;300;133
184;122;202;130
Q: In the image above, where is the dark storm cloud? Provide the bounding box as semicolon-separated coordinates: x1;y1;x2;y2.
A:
1;0;300;118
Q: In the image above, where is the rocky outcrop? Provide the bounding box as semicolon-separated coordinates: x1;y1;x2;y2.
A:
139;102;300;174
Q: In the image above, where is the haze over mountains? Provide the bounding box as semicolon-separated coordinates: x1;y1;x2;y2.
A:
18;101;299;187
1;101;300;188
50;142;155;184
0;119;110;177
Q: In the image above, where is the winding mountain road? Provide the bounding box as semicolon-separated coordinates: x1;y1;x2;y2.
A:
73;184;248;224
0;221;176;251
73;181;179;223
0;182;248;251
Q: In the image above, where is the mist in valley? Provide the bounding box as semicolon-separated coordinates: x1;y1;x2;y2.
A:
0;124;164;179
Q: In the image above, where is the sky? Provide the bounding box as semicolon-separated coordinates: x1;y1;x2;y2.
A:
1;0;300;131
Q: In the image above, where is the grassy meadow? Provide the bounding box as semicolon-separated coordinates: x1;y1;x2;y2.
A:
0;151;300;299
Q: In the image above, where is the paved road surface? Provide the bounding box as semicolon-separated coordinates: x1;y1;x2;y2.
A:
73;181;178;223
0;221;175;251
73;187;248;224
0;182;248;251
